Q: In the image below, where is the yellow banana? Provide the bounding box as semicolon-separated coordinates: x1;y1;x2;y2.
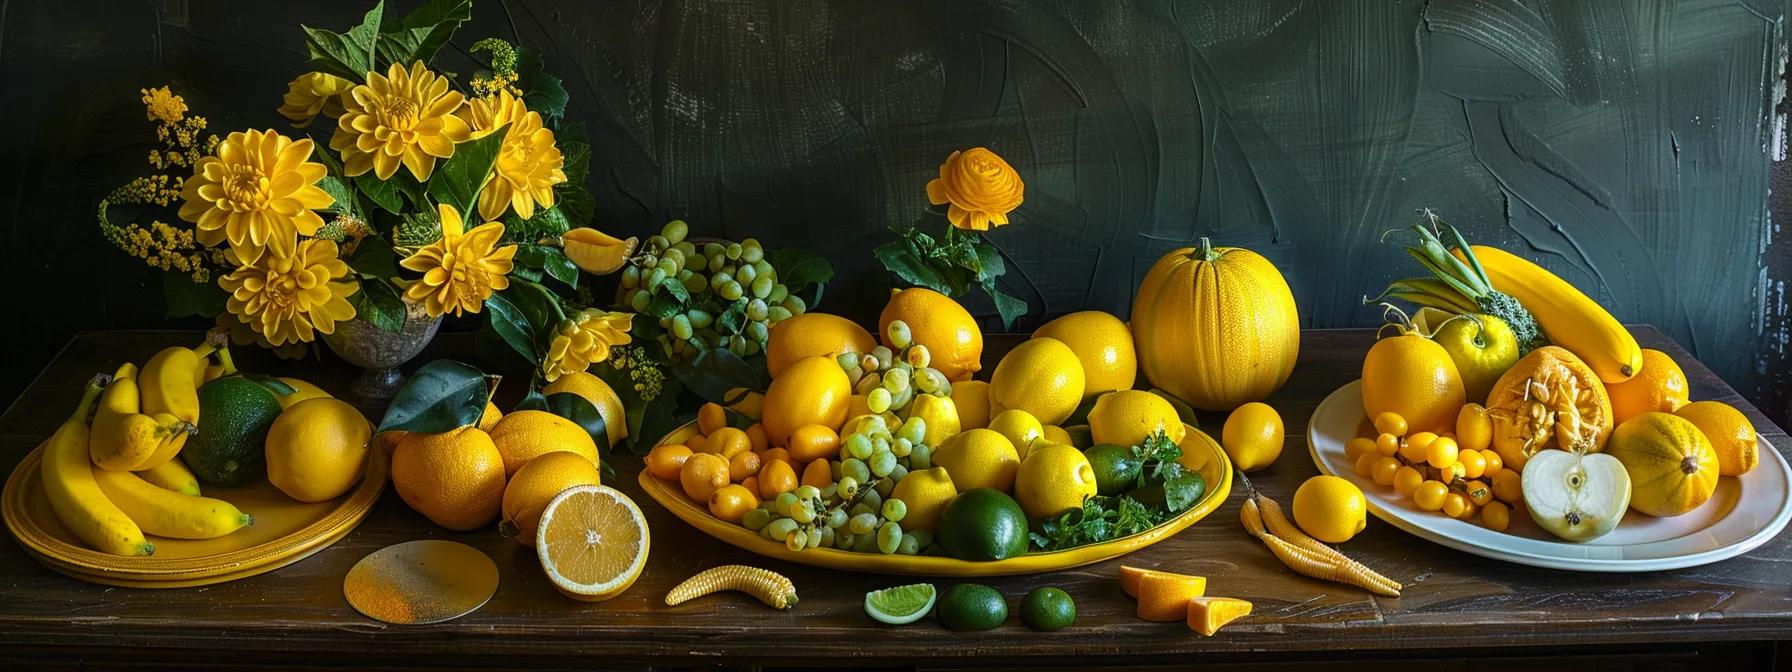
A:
1467;245;1643;383
43;376;154;556
561;227;638;274
90;363;192;471
140;344;212;426
135;458;202;496
93;469;251;539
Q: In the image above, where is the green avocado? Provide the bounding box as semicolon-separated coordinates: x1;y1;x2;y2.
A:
182;377;282;486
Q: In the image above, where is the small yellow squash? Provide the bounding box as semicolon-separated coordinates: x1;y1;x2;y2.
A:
1131;238;1299;411
1606;412;1719;517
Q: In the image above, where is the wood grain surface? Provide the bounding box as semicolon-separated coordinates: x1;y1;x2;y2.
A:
0;327;1788;669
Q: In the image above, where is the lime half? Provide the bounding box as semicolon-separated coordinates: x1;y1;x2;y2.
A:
864;583;937;625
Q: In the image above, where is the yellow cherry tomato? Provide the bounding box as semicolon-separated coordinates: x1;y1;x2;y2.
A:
1426;436;1459;469
1442;492;1470;518
1371;456;1402;486
1393;466;1425;497
1456;403;1492;452
1372;412;1409;437
1346;437;1377;462
1400;431;1438;464
1464;479;1493;506
1413;480;1449;511
1482;500;1511;531
1491;469;1523;503
1375;433;1400;457
1458;448;1486;479
1481;449;1503;477
1354;450;1379;477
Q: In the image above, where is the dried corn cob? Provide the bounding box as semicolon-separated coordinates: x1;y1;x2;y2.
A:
666;565;798;609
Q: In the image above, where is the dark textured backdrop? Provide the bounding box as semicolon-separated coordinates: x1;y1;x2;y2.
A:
3;0;1790;421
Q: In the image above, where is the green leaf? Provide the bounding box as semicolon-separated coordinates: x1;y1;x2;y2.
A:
346;235;399;279
349;277;407;333
484;292;538;364
544;392;610;454
507;205;573;241
239;373;298;397
376;0;471;65
505;281;566;333
644;282;690;319
377;360;488;433
983;279;1028;330
874;241;955;295
356;174;405;214
1163;471;1207;513
162;272;226;318
716;298;748;336
302;1;384;82
317;176;358;217
767;247;835;292
517;49;569;121
428;126;507;217
972;241;1006;283
556;185;595;226
558;123;592;186
538;247;580;288
671;346;768;403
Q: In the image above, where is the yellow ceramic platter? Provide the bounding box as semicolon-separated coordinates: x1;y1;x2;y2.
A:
638;421;1230;576
2;441;386;588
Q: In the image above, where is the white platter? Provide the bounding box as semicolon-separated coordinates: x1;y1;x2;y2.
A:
1308;380;1792;572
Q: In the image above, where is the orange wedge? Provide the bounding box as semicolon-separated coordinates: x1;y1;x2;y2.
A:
1188;596;1253;636
537;485;651;602
1119;566;1202;599
1136;571;1207;622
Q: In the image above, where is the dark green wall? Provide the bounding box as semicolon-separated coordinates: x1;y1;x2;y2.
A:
3;1;1789;420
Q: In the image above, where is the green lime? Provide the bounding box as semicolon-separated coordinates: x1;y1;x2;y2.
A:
936;488;1029;561
937;583;1007;631
1083;444;1141;496
1020;587;1076;631
864;583;937;625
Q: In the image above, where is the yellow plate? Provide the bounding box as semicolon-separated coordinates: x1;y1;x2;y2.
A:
2;442;386;588
638;421;1230;576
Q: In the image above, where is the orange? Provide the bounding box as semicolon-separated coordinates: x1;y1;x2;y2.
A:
697;402;727;435
758;459;798;499
728;450;762;481
707;484;758;522
489;410;599;476
879;287;984;381
644;443;692;480
801;458;833;488
762;355;851;446
1187;597;1252;636
1361;330;1465;434
786;424;841;463
679;453;730;502
1674;400;1759;476
541;371;628;447
706;427;751;458
1033;310;1137;399
391;426;507;531
761;447;792;464
501;451;601;546
1607;349;1689;425
477;401;502;432
1119;566;1201;599
1136;571;1207;622
536;484;649;602
766;312;876;378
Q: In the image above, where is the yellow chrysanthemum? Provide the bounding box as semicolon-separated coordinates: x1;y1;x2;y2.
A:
399;203;517;318
219;239;358;346
277;72;354;129
177;129;335;264
458;91;567;221
542;309;634;382
141;87;188;124
926;147;1025;232
330;61;471;181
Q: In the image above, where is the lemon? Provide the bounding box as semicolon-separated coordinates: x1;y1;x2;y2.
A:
536;485;650;602
1014;443;1097;520
880;287;984;381
987;409;1044;459
273;377;332;409
489;410;600;476
1291;475;1367;543
890;467;959;532
989;338;1085;425
542;371;628;447
265;398;371;503
766;312;877;378
1221;402;1283;472
907;393;962;447
501;451;602;546
1041;425;1073;446
1033;311;1137;399
950;380;992;429
762;355;851;446
934;429;1020;492
1087;390;1187;448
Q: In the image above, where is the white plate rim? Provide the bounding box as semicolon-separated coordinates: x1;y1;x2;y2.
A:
1307;380;1792;572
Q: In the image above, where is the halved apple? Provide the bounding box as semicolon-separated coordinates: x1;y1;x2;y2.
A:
1521;450;1631;542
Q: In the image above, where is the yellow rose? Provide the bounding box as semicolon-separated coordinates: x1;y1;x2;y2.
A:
925;147;1024;231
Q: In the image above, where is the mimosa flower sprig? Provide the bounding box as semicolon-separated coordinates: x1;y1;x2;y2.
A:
875;147;1029;328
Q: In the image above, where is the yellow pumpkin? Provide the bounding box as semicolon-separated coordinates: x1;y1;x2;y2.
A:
1131;238;1299;411
1606;412;1718;517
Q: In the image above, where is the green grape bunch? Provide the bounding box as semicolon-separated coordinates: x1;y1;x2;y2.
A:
837;320;953;416
733;413;937;556
618;220;810;362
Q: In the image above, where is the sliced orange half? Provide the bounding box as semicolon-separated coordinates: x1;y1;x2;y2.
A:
536;484;651;602
1119;566;1204;599
1135;571;1208;622
1188;596;1253;636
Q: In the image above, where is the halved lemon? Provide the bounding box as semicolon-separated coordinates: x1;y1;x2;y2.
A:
536;484;650;602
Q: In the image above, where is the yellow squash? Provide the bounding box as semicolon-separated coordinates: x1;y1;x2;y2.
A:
1131;238;1299;411
1606;412;1719;517
1466;246;1642;384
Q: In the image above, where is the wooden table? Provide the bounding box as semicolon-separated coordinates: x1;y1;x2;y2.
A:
1;327;1788;670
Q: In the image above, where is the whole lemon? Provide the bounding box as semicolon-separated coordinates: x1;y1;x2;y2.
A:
501;451;601;546
274;377;333;409
542;371;629;447
1221;402;1284;472
1033;311;1137;400
1088;390;1187;448
266;397;372;503
934;428;1020;492
950;380;992;429
1292;475;1367;543
391;426;507;531
1014;443;1097;521
987;409;1044;460
907;393;962;447
989;338;1085;426
766;312;876;378
890;467;958;532
880;287;984;382
1040;425;1074;446
761;355;851;446
489;410;600;476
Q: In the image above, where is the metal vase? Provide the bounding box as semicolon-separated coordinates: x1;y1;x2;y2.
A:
322;301;442;407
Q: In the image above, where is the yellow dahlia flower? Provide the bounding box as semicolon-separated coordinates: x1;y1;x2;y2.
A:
330;61;471;181
399;203;517;318
542;309;634;382
459;91;567;221
177;129;335;264
277;72;354;129
219;239;358;346
926;147;1024;232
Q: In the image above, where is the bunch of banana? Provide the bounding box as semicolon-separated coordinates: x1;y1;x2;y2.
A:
43;376;155;556
88;363;193;471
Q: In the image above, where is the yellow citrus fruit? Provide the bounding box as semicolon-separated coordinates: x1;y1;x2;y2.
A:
1041;425;1073;446
1088;389;1187;448
1119;566;1203;599
989;337;1085;426
1674;400;1759;477
274;377;332;409
766;312;876;378
987;409;1044;460
1033;310;1137;399
536;484;649;602
266;398;372;503
1414;309;1520;403
907;393;962;447
757;458;798;499
707;483;759;522
489;410;600;476
890;467;958;532
679;452;730;502
1136;571;1207;622
477;401;503;432
879;287;984;381
1221;402;1284;472
1014;443;1097;521
951;380;992;429
761;355;851;447
644;443;692;480
542;371;628;447
1361;330;1466;434
1177;424;1221;473
725;388;765;420
1606;349;1690;425
1291;475;1366;543
934;428;1020;492
501;451;601;546
391;426;507;531
786;424;841;463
